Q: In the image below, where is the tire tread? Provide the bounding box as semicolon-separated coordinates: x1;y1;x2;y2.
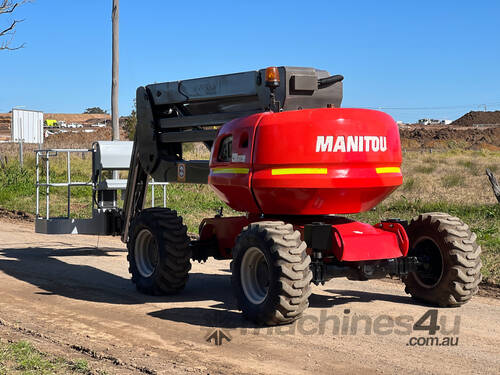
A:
403;212;481;307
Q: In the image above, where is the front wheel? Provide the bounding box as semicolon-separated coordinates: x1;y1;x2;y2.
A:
403;212;482;307
231;221;312;325
127;208;191;295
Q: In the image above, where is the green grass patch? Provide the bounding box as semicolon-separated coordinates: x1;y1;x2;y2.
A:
401;177;416;191
457;159;481;175
457;159;476;169
0;340;93;375
441;174;462;188
414;165;436;174
70;358;90;374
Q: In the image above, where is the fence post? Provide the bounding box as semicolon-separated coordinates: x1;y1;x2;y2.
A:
19;139;24;167
36;151;39;217
46;152;50;219
67;151;71;218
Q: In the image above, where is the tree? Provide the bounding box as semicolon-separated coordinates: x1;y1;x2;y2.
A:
0;1;29;51
83;107;108;114
124;100;136;140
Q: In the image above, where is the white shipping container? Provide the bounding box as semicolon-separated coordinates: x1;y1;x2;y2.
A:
11;109;44;144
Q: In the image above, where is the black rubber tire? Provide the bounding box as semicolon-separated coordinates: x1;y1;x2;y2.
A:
231;221;313;325
403;212;482;307
127;208;191;295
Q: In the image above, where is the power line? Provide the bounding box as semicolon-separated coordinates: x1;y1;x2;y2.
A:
354;101;500;111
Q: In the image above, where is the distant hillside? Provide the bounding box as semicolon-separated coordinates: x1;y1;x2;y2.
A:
451;111;500;126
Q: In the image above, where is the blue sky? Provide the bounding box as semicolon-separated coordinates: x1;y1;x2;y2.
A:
0;0;499;122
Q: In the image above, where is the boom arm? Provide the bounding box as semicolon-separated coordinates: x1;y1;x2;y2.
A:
121;138;148;243
121;66;343;242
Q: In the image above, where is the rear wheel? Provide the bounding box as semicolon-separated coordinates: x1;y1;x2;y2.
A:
127;208;191;295
231;221;312;325
403;212;482;307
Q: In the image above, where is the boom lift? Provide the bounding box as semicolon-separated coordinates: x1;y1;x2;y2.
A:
120;66;482;324
37;66;483;325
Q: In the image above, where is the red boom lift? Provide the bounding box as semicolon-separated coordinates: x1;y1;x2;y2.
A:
113;66;482;325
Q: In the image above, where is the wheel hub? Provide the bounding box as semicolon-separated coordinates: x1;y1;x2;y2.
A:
240;247;270;305
135;229;159;278
411;237;444;288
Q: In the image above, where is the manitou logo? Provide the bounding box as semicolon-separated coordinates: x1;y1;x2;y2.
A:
316;136;388;153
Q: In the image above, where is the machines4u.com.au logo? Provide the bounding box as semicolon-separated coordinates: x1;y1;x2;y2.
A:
202;309;460;347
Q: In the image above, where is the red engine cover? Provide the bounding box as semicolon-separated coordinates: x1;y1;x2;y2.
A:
209;108;402;215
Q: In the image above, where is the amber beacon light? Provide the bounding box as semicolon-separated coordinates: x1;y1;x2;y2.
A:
265;67;280;88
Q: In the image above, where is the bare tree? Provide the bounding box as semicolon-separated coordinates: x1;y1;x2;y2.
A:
0;0;29;50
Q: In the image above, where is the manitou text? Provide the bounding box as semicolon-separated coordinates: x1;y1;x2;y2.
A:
316;136;388;153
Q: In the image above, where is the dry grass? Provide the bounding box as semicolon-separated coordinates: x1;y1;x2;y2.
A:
390;150;500;205
181;145;500;206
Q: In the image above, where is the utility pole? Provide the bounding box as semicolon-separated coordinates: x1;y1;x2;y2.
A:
111;0;119;179
111;0;119;142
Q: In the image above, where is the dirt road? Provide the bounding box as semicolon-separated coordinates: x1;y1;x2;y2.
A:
0;219;498;374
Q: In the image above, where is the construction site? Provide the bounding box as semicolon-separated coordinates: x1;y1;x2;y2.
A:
1;2;499;375
2;109;500;149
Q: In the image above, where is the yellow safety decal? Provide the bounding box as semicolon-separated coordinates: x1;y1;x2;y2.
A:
376;167;401;174
211;167;250;174
271;168;328;176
